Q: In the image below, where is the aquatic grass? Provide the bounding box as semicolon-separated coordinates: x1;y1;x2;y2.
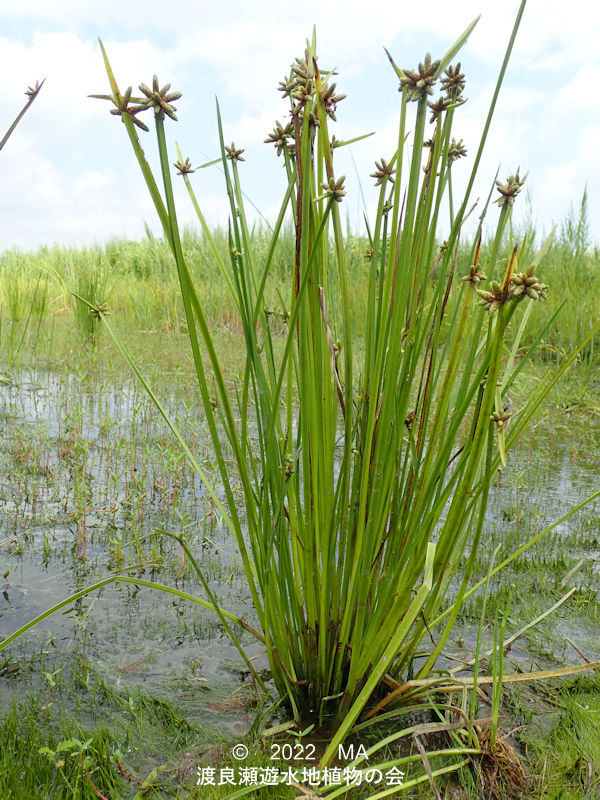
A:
526;673;600;798
66;248;110;343
0;664;241;800
0;706;123;800
4;270;28;324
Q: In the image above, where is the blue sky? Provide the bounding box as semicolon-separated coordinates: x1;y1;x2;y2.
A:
1;0;598;250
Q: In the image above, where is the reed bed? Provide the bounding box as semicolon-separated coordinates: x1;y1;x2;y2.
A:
2;197;599;362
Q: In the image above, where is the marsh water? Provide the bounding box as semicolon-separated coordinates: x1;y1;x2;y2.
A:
1;368;599;728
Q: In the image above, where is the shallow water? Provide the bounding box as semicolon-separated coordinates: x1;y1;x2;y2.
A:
1;368;599;723
0;369;256;728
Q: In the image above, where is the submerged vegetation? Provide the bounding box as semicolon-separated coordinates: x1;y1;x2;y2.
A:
2;2;600;798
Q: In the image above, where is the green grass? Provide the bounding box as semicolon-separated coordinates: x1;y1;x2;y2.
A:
525;674;600;799
2;664;600;797
2;196;599;366
0;663;263;800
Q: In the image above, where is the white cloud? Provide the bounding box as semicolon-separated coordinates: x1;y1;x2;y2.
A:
1;1;598;248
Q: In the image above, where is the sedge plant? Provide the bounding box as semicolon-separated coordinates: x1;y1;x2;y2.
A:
5;1;600;773
84;7;600;759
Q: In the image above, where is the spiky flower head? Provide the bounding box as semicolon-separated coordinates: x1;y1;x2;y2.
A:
89;85;150;131
511;266;548;301
441;63;465;99
490;407;511;428
264;120;293;156
277;75;295;99
281;53;344;131
115;87;151;130
225;142;245;162
25;79;45;100
290;56;310;85
284;452;295;478
399;53;440;102
89;302;110;319
461;264;487;285
279;56;313;107
293;81;314;107
138;76;181;121
173;157;195;176
428;96;448;124
477;281;504;313
321;175;346;202
462;232;484;285
322;82;346;121
370;158;395;186
495;172;527;207
447;138;467;164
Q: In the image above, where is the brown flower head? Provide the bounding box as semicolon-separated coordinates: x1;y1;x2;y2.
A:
399;53;440;102
462;232;485;284
90;85;150;131
25;79;45;100
490;407;511;428
138;76;181;121
370;158;395;186
441;63;465;99
510;266;548;301
89;302;110;319
293;81;314;107
282;56;313;110
225;142;245;162
477;281;504;313
495;172;527;207
278;76;295;99
428;96;448;124
265;120;293;156
322;82;346;121
321;175;346;202
447;138;467;165
174;157;195;176
291;57;310;85
462;264;487;285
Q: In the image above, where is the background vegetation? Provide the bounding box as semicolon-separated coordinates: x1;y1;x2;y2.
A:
1;189;598;366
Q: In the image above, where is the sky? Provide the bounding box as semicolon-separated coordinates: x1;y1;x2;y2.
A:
1;0;598;251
